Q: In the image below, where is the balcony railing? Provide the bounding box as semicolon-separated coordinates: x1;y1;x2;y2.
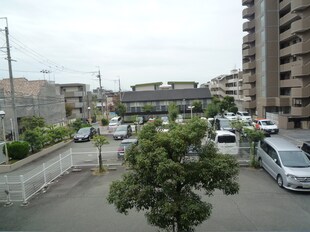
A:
291;0;310;12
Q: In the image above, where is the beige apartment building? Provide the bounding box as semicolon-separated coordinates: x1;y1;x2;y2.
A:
242;0;310;129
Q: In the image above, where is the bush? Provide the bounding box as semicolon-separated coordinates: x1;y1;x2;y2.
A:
101;118;108;126
6;141;30;160
22;129;44;153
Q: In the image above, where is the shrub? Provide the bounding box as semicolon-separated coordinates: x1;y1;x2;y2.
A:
22;129;44;153
6;141;30;160
101;118;108;126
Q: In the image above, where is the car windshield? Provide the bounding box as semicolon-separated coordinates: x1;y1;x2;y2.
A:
227;113;235;116
110;119;119;123
218;135;236;143
279;151;310;168
116;126;127;132
220;120;231;127
261;120;274;125
242;112;249;116
161;117;168;122
78;128;90;133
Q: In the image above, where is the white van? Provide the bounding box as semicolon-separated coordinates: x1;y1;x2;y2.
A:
108;116;122;129
210;130;238;155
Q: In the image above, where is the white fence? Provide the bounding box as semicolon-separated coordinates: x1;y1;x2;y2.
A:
0;149;119;205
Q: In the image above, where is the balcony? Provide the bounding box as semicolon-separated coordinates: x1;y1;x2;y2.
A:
280;12;300;27
291;61;310;76
291;39;310;55
280;28;294;42
280;46;291;57
291;16;310;33
243;61;256;70
243;20;255;31
243;33;255;44
242;6;254;19
242;84;252;90
64;91;84;97
280;79;303;87
242;0;254;6
291;104;310;116
242;47;255;57
291;0;310;12
244;101;256;109
275;97;290;106
243;88;256;96
280;0;290;10
291;85;310;97
280;63;292;72
243;73;256;83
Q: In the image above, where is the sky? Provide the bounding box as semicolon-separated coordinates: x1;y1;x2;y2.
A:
0;0;244;91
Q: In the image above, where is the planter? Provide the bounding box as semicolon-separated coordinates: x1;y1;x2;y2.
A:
0;140;72;174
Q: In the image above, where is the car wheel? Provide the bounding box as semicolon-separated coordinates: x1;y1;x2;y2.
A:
277;175;283;188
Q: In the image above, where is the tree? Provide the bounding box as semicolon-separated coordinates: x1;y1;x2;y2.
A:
107;118;239;232
20;116;45;131
192;100;202;114
168;103;179;123
93;135;109;173
244;128;265;167
219;96;236;113
22;128;44;153
115;103;126;119
204;102;219;118
65;103;73;117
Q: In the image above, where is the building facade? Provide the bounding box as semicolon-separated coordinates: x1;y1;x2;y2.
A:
57;83;91;120
242;0;310;129
0;78;66;138
122;82;212;121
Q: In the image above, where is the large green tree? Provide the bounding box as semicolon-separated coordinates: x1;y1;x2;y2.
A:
192;100;202;114
115;103;127;118
107;118;239;232
168;102;179;123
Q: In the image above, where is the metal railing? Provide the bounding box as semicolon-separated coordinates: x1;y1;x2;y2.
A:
0;148;120;205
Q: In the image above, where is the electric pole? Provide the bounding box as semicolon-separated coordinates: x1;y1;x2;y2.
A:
118;77;122;101
97;69;104;116
2;18;19;140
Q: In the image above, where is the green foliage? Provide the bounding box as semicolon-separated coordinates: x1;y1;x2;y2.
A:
21;128;44;153
230;120;246;132
116;103;127;118
192;100;203;113
93;135;109;173
46;126;70;144
244;129;265;168
65;103;73;117
204;102;219;118
143;104;153;113
107;117;239;231
5;141;30;160
20;116;45;130
168;103;179;123
229;106;238;114
70;119;89;132
219;96;235;112
101;118;109;126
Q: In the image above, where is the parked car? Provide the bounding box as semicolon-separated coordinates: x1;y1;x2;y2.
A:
209;130;238;155
175;114;183;124
74;127;97;142
253;118;279;134
161;116;169;125
300;141;310;160
113;124;132;140
108;116;122;129
135;116;145;125
257;137;310;191
215;118;235;133
224;112;237;121
236;111;252;121
117;138;138;159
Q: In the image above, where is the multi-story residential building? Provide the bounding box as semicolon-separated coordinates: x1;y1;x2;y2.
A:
0;78;66;138
122;82;211;121
242;0;310;129
57;83;91;120
209;69;245;109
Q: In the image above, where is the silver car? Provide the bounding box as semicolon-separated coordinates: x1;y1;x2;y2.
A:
257;137;310;191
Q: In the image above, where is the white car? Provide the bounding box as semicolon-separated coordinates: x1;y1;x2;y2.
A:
254;119;279;134
236;111;252;121
224;112;237;121
209;130;238;155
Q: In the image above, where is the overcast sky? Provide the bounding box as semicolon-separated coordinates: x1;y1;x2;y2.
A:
0;0;244;91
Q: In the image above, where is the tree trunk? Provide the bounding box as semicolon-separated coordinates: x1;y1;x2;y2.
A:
98;148;103;172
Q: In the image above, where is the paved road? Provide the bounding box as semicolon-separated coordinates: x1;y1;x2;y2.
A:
0;165;310;232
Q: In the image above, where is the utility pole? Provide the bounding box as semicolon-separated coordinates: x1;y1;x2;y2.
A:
118;77;122;101
2;18;19;140
97;69;104;116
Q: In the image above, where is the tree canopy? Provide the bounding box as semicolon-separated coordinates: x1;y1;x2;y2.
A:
168;103;179;123
107;118;239;231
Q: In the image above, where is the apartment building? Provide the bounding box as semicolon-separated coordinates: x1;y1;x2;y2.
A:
242;0;310;129
57;83;91;120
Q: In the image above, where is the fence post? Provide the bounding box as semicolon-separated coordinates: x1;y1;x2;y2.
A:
70;148;73;167
59;154;63;174
4;175;12;206
43;163;47;186
20;175;28;206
